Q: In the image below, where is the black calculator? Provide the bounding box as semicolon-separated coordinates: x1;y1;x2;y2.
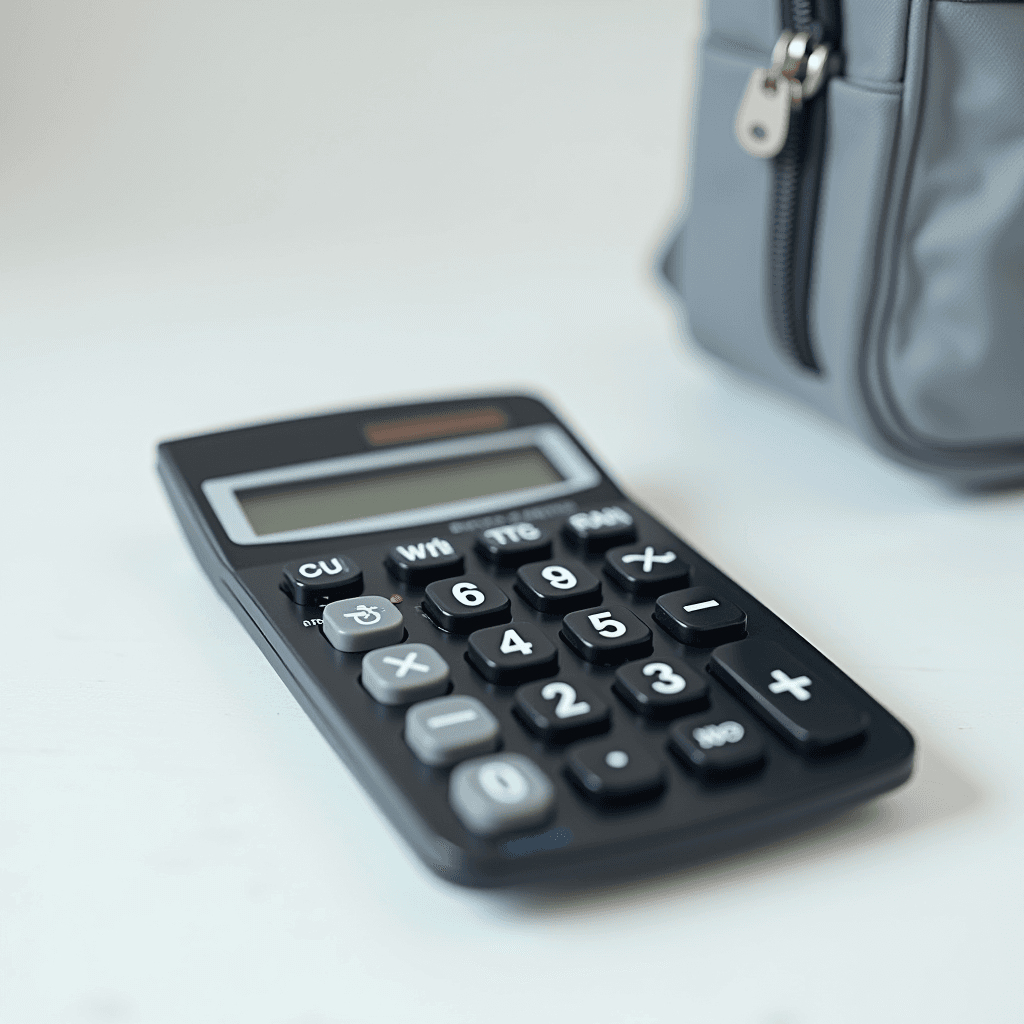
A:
158;395;914;886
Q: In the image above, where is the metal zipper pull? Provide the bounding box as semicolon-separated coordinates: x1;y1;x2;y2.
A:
735;66;792;159
735;30;831;159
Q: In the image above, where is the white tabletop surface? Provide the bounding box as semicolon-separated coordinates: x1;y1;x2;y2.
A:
2;3;1021;1021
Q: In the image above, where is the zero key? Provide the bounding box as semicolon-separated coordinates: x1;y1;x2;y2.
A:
710;639;869;753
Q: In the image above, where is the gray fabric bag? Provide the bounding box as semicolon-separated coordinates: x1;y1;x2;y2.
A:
661;0;1024;486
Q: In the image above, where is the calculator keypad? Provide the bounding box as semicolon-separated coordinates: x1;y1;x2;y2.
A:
560;605;653;664
405;695;500;767
514;559;601;613
322;596;405;652
286;501;884;852
466;622;558;685
423;576;512;633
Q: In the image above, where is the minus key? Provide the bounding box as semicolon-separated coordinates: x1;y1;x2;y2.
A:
654;587;747;647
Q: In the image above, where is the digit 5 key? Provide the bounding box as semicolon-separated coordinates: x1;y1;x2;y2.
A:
560;605;653;664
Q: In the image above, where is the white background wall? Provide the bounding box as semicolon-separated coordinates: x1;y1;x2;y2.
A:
2;3;1021;1022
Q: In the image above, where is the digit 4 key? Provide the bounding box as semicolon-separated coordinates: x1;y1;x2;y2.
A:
158;394;914;886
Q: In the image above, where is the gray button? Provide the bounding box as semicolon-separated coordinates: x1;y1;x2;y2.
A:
449;753;556;837
405;695;500;768
322;596;404;652
361;643;450;706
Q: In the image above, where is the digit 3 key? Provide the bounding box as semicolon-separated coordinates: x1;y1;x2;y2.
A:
159;394;914;886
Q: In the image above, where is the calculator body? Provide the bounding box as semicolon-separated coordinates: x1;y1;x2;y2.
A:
158;395;914;886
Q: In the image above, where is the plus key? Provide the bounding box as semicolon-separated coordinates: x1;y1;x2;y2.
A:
710;639;869;752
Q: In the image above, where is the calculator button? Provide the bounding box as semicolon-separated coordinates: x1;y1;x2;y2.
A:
385;536;464;584
668;713;766;777
466;622;558;685
361;643;450;706
423;576;512;633
475;522;552;568
560;605;652;664
561;506;637;554
405;695;500;768
710;640;869;752
449;754;556;837
514;680;610;742
322;596;404;653
565;737;665;806
514;560;602;613
604;545;690;597
282;555;362;606
613;656;709;719
654;587;747;646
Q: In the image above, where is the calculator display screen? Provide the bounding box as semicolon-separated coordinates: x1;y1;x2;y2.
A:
236;447;563;537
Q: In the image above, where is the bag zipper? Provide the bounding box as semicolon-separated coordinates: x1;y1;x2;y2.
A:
735;0;842;373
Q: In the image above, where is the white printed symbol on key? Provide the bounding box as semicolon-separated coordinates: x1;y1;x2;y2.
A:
298;558;345;579
343;604;382;626
382;651;429;678
643;662;686;695
693;721;745;749
768;669;813;701
541;682;591;718
479;762;529;804
683;599;719;613
620;547;677;573
427;708;478;729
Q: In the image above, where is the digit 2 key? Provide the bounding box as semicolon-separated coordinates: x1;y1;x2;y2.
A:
158;395;914;886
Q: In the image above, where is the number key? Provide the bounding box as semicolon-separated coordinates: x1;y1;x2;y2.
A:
466;622;558;685
514;559;602;613
514;679;610;741
613;656;709;719
423;576;511;633
449;754;556;837
560;605;652;664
